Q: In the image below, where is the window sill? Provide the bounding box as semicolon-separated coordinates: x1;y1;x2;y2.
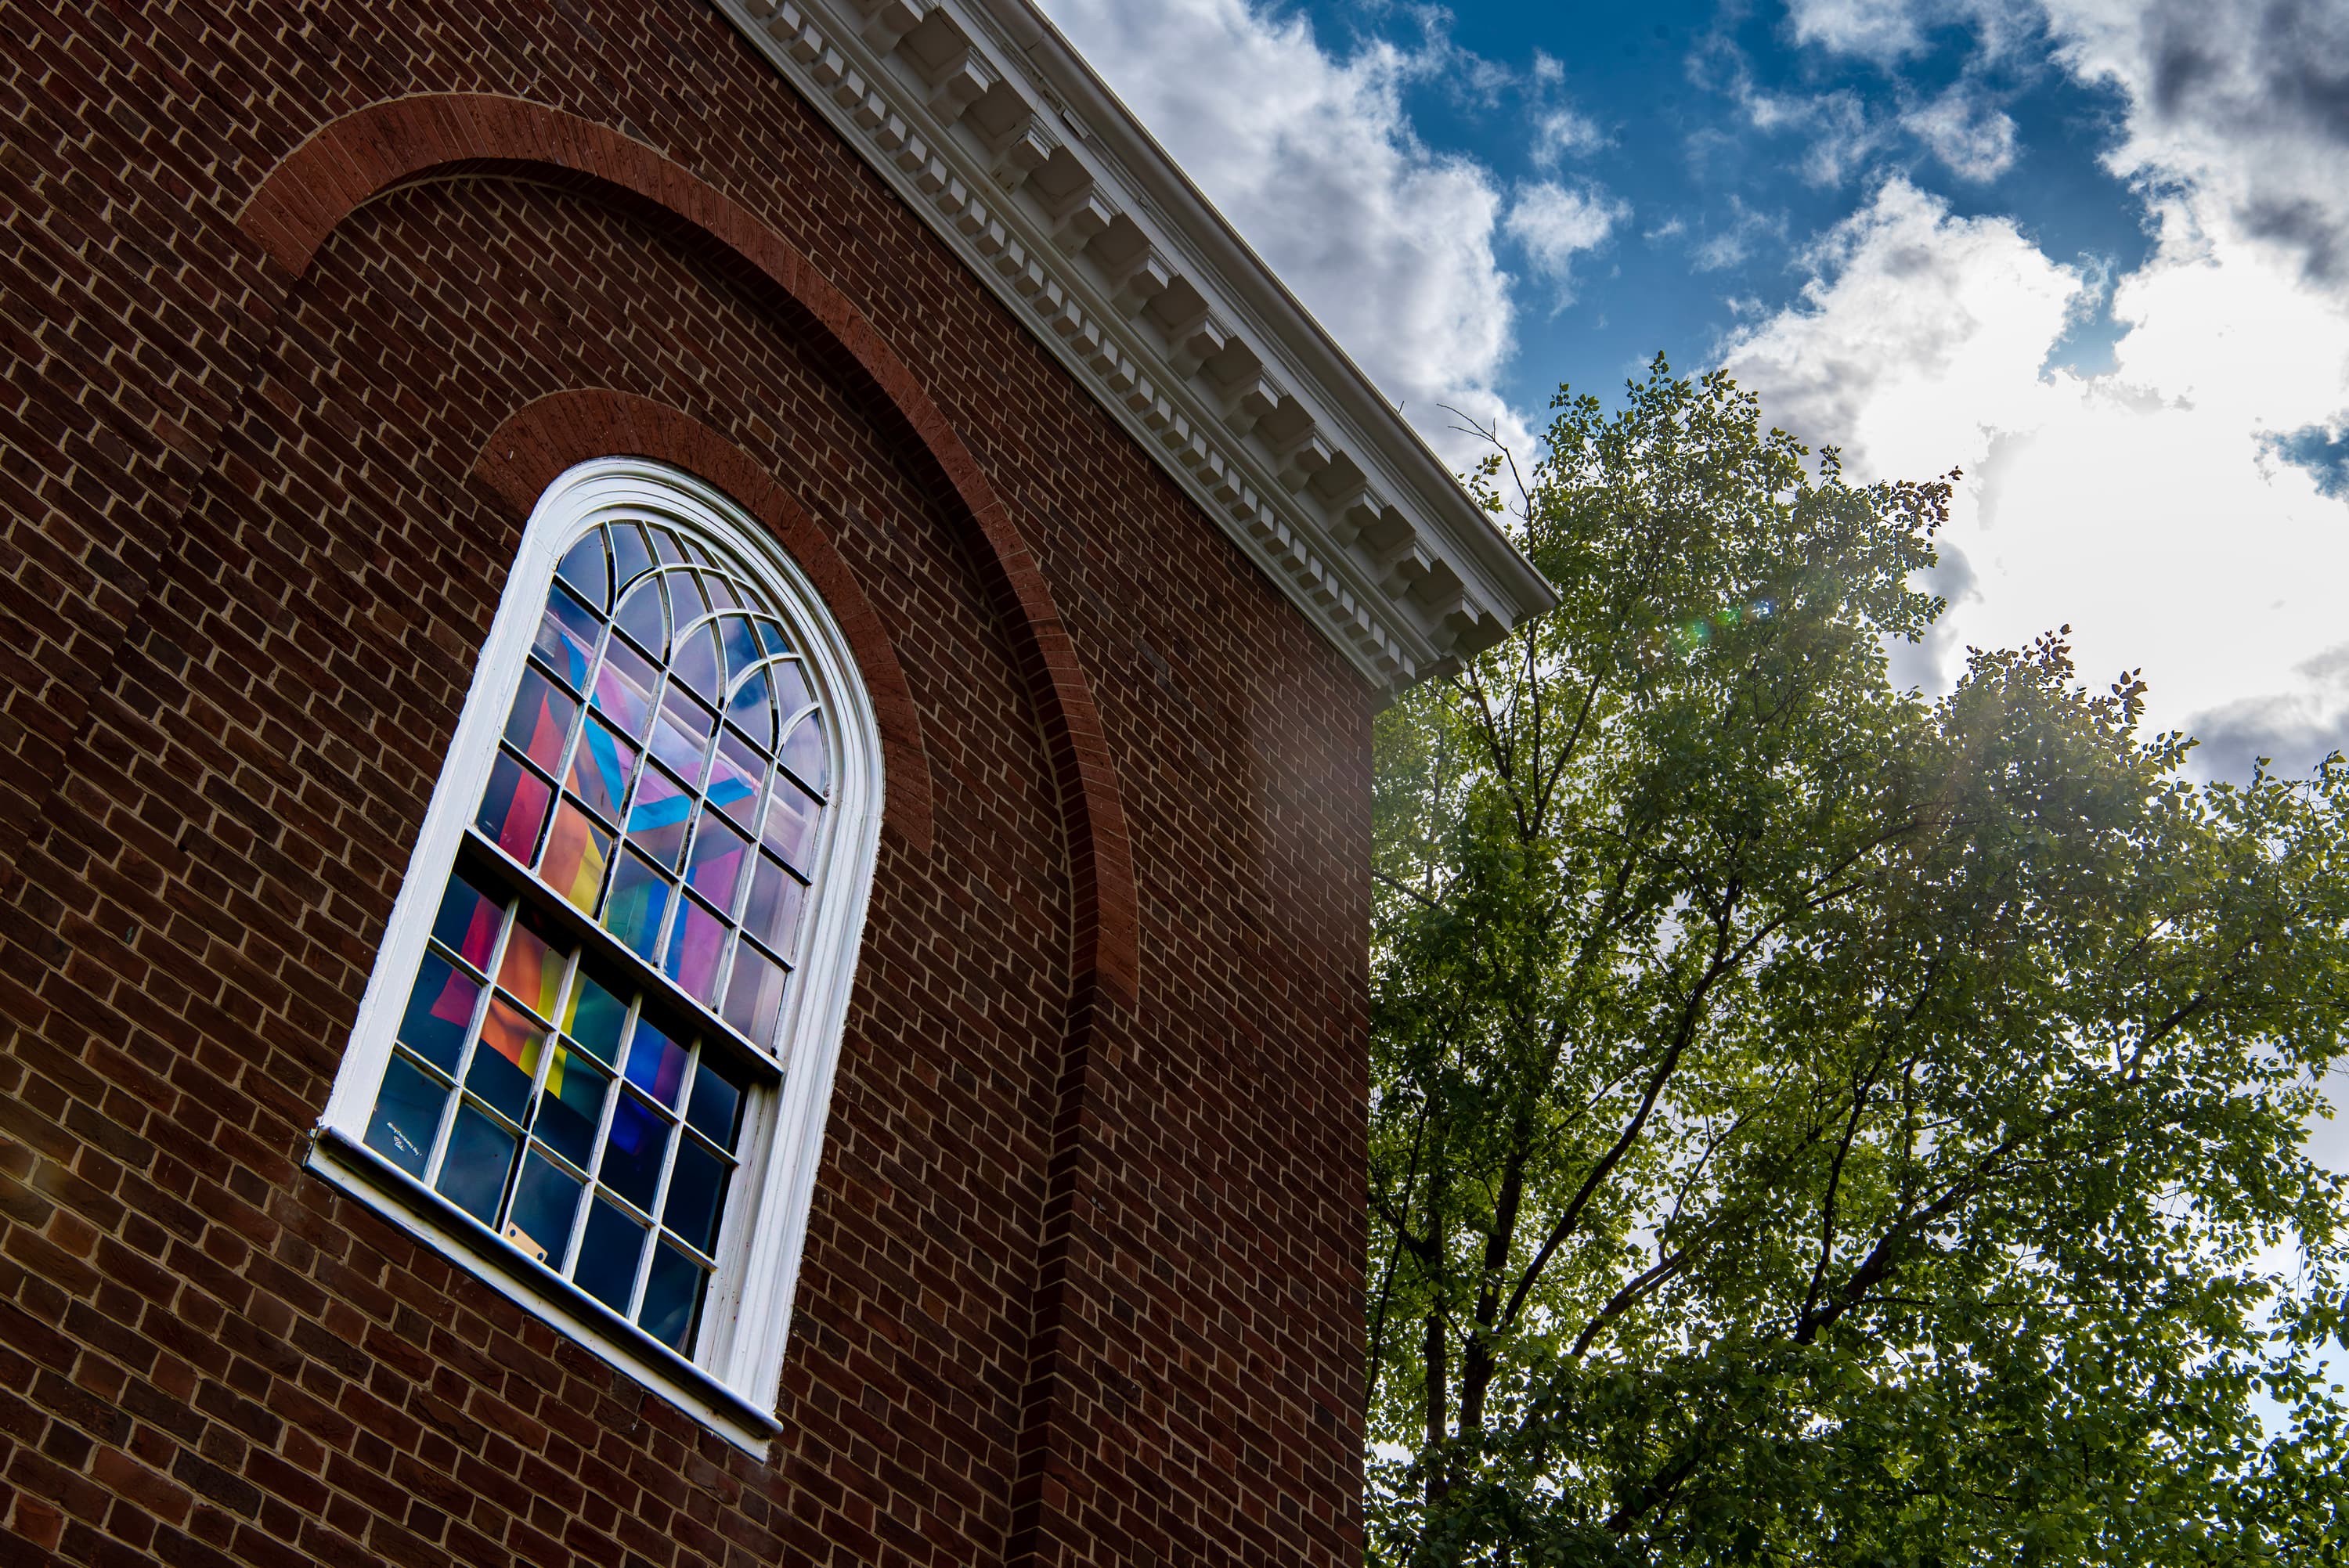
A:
305;1126;784;1454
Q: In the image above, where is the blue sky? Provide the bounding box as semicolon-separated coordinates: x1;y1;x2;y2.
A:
1337;0;2154;396
1041;0;2349;784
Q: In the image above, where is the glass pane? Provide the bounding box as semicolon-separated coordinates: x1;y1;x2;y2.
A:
533;1047;609;1170
779;709;828;796
590;639;659;743
615;578;667;660
504;1155;582;1270
716;616;762;694
496;910;565;1020
556;529;610;611
502;665;577;774
477;751;553;863
722;943;787;1049
430;871;503;971
702;573;739;613
761;777;822;874
626;762;693;870
649;686;715;788
574;1198;646;1314
470;997;546;1123
707;732;765;832
623;1022;690;1108
770;661;812;723
664;895;727;1007
435;1105;517;1226
753;618;792;657
637;1242;705;1353
600;1095;670;1213
673;622;721;701
609;522;654;599
564;967;628;1066
538;798;612;914
684;812;750;911
533;583;601;690
685;1054;748;1151
725;667;774;752
667;565;707;618
662;1139;730;1255
567;715;637;822
397;954;482;1075
364;1053;447;1177
648;525;687;568
601;849;672;960
742;856;806;958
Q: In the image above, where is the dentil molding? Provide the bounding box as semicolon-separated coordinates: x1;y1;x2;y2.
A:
713;0;1557;691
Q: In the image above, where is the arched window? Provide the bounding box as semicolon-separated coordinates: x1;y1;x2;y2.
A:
312;460;882;1449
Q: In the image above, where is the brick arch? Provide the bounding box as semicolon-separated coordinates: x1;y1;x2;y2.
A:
240;93;1136;1006
472;391;933;854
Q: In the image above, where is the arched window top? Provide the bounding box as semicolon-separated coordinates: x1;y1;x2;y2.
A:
313;460;883;1451
480;510;837;1055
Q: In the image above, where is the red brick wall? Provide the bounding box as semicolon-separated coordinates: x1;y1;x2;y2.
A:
0;4;1373;1566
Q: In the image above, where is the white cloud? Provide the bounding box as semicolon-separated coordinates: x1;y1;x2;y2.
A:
1718;177;2085;479
2043;0;2349;289
1719;170;2349;752
1787;0;1938;60
1036;0;1529;460
1786;0;2041;63
1532;106;1604;168
1503;182;1626;295
1900;80;2019;181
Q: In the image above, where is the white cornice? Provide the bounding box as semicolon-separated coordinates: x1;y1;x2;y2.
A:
712;0;1557;691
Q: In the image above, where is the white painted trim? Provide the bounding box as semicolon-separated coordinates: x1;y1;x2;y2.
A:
708;0;1556;691
314;458;885;1454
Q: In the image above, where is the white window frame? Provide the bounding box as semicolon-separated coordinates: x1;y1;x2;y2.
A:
309;457;883;1452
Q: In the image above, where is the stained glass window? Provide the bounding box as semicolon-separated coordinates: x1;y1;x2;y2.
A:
373;517;831;1350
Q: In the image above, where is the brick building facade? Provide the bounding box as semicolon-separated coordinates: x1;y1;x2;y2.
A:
0;2;1548;1564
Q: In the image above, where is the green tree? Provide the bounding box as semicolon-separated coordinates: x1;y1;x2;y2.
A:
1366;358;2349;1566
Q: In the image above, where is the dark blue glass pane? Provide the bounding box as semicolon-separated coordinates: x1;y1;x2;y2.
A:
662;1138;729;1255
637;1242;705;1353
365;1053;447;1177
435;1105;517;1226
574;1198;645;1314
533;1048;608;1170
505;1155;582;1271
684;1054;746;1151
600;1095;669;1213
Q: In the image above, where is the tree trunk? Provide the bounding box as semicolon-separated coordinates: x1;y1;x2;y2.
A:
1423;1311;1449;1505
